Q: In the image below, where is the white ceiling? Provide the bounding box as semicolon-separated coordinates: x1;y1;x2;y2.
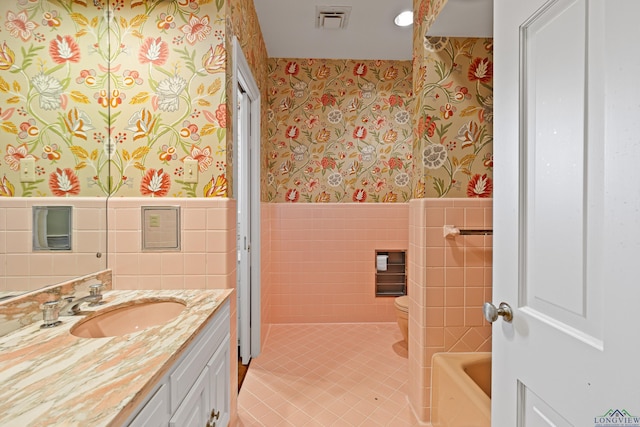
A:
253;0;493;61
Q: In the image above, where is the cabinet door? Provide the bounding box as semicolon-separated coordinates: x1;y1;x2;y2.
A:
128;384;170;427
169;367;209;427
207;336;230;427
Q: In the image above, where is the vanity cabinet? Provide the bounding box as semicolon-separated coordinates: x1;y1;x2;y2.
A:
127;300;230;427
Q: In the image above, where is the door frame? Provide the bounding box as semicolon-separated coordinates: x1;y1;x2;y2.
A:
232;35;261;362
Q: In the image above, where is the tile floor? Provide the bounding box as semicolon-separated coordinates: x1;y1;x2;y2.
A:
237;323;424;426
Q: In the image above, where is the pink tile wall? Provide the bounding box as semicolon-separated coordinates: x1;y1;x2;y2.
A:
1;198;107;292
0;197;237;292
268;203;409;323
407;198;492;422
261;203;272;344
108;197;238;424
107;198;236;291
2;197;239;422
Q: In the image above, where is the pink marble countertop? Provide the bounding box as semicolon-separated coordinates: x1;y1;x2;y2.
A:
0;289;233;426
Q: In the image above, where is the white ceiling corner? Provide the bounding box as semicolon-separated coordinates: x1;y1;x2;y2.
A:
254;0;493;61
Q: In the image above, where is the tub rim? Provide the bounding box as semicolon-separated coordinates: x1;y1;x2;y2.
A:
431;351;492;425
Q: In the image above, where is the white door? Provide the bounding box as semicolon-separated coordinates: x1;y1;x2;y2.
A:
233;37;261;366
236;85;251;365
493;0;640;425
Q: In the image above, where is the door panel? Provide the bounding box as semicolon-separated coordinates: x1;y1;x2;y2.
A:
520;382;572;427
493;0;640;425
523;0;587;317
520;0;602;344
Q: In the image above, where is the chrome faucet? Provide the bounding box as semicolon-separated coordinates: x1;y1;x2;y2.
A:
59;283;104;316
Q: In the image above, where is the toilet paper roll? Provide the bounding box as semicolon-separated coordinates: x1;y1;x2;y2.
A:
36;209;48;249
376;255;388;271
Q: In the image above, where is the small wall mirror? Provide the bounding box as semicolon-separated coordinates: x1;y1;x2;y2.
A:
33;206;72;251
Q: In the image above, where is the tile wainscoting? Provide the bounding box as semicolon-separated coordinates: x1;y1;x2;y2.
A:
408;198;493;422
267;203;410;324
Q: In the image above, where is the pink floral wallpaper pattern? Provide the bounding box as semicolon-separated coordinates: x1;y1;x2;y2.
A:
413;36;493;198
228;0;268;199
412;0;494;199
229;0;267;89
265;58;414;203
0;0;230;198
0;0;492;202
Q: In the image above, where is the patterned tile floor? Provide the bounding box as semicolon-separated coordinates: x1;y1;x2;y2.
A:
237;323;423;426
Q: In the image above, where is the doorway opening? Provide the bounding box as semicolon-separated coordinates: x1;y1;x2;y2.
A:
233;36;261;367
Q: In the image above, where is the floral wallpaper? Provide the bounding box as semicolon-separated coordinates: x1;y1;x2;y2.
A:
412;0;493;198
229;0;267;90
413;37;493;198
228;0;267;199
0;0;492;201
0;0;229;198
265;58;414;203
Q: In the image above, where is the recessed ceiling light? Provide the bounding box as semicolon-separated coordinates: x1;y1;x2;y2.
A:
394;10;413;27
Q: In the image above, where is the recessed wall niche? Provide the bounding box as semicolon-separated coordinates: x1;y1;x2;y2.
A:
32;206;72;251
141;206;181;252
375;250;407;297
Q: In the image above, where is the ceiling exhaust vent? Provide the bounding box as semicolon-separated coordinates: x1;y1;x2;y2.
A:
316;6;351;30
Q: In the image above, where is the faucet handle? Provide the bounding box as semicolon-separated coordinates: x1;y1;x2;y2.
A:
89;283;103;297
88;283;104;307
41;300;62;329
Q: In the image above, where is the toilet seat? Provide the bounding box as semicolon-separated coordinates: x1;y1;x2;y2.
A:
394;295;409;313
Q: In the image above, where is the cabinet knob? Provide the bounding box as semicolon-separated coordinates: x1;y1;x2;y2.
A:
206;409;220;427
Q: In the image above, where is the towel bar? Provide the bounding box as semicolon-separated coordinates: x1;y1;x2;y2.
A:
443;225;493;237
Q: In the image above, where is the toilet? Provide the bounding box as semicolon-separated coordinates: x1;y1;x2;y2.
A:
394;295;409;343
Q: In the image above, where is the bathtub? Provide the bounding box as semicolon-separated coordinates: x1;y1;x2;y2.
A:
431;352;491;427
